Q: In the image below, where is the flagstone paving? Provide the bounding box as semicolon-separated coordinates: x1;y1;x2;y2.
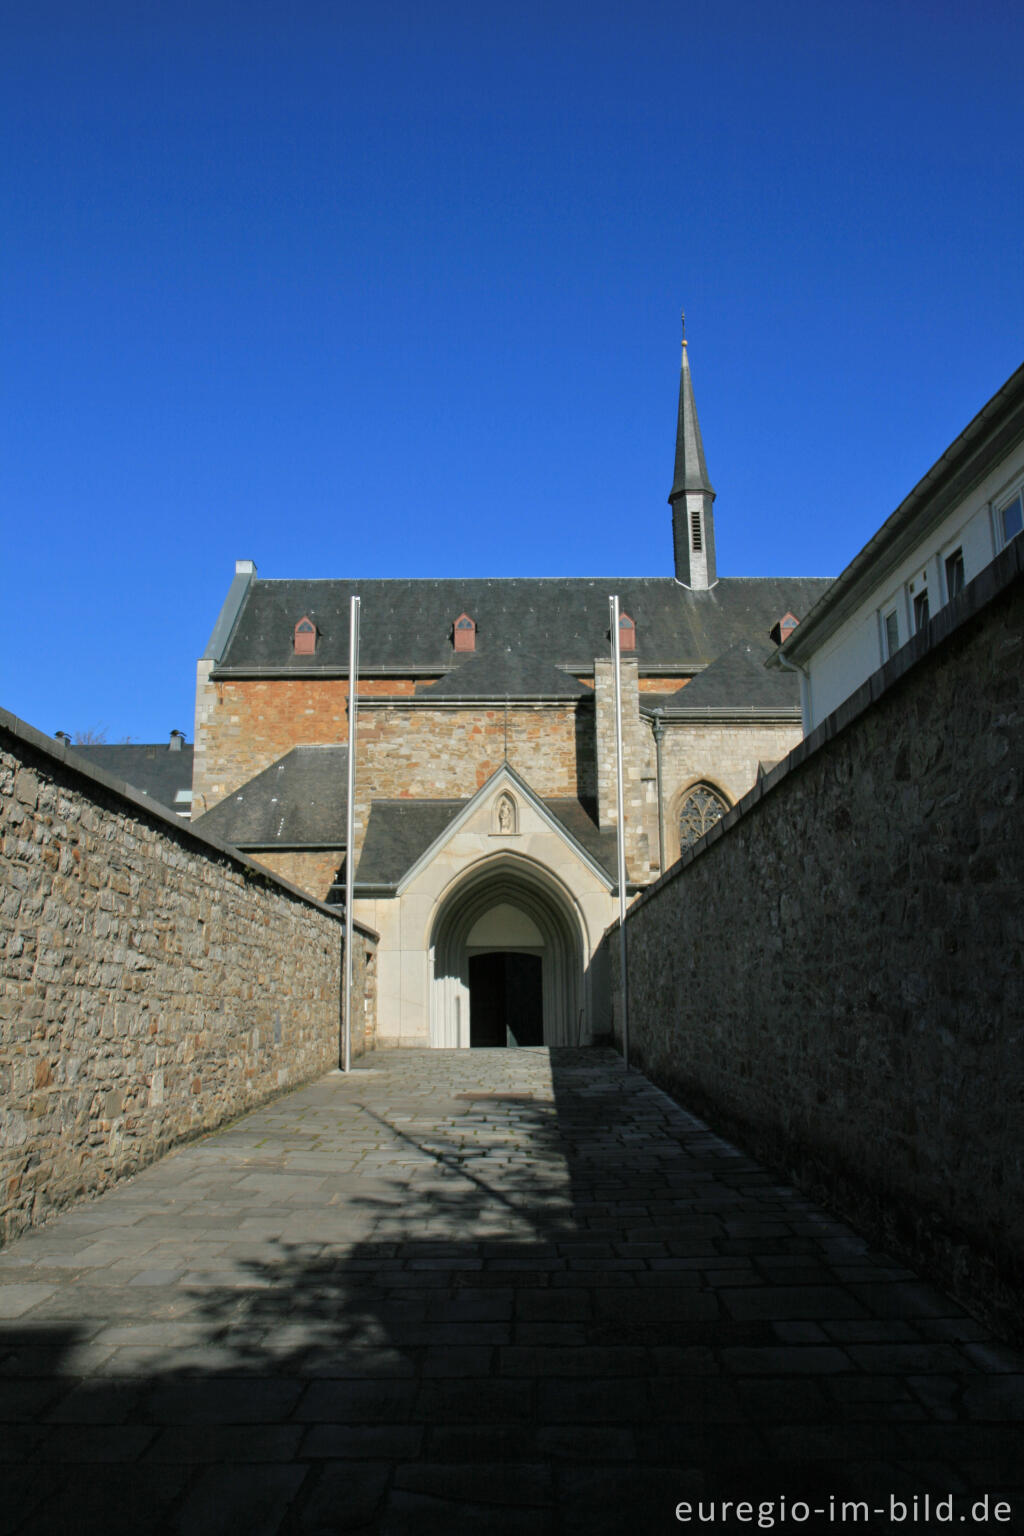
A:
2;1048;1023;1535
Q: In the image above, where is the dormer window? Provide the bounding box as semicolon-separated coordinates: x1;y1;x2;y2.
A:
769;612;799;646
294;616;317;655
618;612;636;651
453;613;476;653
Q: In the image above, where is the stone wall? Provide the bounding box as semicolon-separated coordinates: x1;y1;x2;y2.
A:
191;672;429;818
611;551;1024;1337
594;660;651;879
356;704;592;804
656;718;804;865
0;710;378;1245
194;679;597;826
250;849;344;906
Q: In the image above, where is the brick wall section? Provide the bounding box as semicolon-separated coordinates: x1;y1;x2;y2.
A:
194;673;596;822
356;704;591;801
610;548;1024;1337
192;669;350;817
637;676;691;693
250;850;343;905
0;711;378;1245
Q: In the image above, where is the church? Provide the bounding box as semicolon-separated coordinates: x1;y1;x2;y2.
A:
190;338;830;1048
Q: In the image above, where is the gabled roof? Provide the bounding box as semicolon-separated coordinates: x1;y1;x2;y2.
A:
354;766;618;892
653;637;799;711
192;745;348;847
353;800;466;888
211;576;832;675
415;648;589;699
70;742;194;814
540;797;618;873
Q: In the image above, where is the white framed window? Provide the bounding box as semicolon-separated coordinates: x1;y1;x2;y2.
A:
996;488;1024;549
881;606;900;660
907;571;930;634
912;589;930;632
944;546;965;601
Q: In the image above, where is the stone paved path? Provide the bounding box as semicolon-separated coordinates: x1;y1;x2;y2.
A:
2;1048;1023;1535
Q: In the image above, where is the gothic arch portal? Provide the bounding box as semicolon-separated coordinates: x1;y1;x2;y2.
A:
428;854;587;1048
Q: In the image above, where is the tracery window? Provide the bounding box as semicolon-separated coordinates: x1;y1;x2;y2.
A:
678;784;728;850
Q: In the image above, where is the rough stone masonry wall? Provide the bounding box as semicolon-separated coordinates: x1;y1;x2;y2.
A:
0;711;378;1246
594;659;650;879
612;551;1024;1337
191;671;423;818
356;703;591;802
250;850;345;907
192;669;595;826
657;718;804;865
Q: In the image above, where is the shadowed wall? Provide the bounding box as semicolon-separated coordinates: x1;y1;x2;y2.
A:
611;549;1024;1337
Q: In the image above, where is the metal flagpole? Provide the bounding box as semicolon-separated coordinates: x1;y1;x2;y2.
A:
343;595;361;1073
609;595;630;1070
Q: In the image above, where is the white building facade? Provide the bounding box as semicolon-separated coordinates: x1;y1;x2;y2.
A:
772;361;1024;731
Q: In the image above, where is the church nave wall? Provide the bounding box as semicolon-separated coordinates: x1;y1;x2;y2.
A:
656;719;804;867
355;703;595;803
192;675;351;816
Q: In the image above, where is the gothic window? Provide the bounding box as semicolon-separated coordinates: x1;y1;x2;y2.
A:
454;613;476;652
618;612;636;651
294;616;317;655
770;611;799;645
678;783;728;851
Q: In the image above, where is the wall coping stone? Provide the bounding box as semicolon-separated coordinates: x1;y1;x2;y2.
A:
0;705;379;942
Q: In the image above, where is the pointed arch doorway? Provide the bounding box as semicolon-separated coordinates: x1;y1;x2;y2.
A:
429;856;586;1048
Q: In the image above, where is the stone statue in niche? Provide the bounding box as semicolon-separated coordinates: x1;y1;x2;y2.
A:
497;793;515;835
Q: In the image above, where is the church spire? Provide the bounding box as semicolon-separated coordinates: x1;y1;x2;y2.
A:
668;313;717;588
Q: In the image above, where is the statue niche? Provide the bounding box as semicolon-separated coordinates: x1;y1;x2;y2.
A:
493;791;518;837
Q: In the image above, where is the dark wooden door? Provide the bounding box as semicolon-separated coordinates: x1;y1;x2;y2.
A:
468;953;543;1047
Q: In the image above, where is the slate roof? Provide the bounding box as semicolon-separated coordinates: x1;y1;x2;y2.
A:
192;745;348;847
71;743;194;815
648;637;800;712
353;800;464;887
670;341;714;498
212;576;832;676
354;794;616;889
415;648;589;699
541;798;618;874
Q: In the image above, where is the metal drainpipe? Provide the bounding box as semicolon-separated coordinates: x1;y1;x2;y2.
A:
774;651;812;735
652;711;666;875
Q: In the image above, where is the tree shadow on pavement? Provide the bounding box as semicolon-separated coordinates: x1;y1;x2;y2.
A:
3;1050;1024;1536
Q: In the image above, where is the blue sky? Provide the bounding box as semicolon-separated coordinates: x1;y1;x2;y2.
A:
3;1;1023;742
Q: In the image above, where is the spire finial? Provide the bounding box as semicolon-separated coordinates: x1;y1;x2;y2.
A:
668;314;714;503
680;307;687;348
